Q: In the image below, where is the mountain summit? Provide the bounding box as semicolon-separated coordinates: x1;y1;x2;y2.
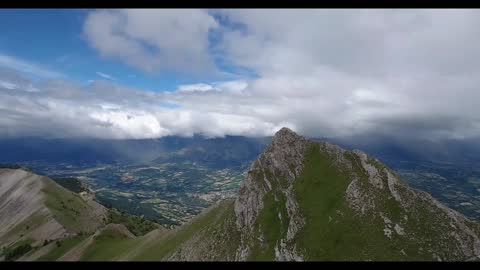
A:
2;128;480;261
231;128;480;261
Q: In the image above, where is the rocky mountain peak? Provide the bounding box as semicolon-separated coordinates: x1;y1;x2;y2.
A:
274;127;296;136
232;128;480;261
234;127;309;260
271;127;304;145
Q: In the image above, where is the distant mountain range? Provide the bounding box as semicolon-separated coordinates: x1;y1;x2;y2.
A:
0;136;270;167
2;133;480;168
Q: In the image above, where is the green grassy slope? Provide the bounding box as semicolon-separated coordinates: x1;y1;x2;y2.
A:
0;170;108;261
108;210;157;236
34;200;239;261
42;178;105;233
1;239;34;261
79;225;140;261
292;143;409;260
37;235;89;261
50;178;87;194
0;212;49;246
132;199;240;261
291;142;472;260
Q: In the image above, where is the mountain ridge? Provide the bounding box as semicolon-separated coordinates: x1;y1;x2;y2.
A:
1;127;480;261
0;168;109;260
229;127;480;260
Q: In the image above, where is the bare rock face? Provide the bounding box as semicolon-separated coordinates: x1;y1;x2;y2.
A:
235;128;307;226
78;189;109;233
234;127;309;260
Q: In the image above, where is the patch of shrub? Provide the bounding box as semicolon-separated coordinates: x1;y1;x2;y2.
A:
4;244;32;261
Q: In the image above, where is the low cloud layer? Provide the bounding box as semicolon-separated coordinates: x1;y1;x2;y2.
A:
2;9;480;141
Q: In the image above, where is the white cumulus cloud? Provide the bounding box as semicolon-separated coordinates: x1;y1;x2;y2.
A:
83;9;219;74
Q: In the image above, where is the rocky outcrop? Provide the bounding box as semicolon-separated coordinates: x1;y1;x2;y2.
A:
234;127;309;260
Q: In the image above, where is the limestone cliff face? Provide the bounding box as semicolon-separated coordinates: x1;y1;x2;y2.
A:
235;128;307;227
234;128;308;260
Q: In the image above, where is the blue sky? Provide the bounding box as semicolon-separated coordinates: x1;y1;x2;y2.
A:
0;9;241;91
